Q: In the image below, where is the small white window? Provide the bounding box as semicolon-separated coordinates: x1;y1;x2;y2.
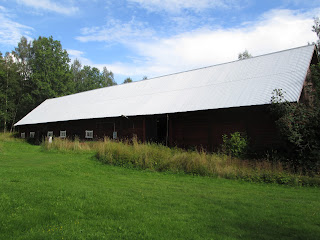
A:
85;130;93;139
60;130;66;138
21;132;25;139
30;132;35;138
113;131;117;139
47;131;53;137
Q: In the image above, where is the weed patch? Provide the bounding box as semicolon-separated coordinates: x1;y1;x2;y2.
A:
41;136;320;186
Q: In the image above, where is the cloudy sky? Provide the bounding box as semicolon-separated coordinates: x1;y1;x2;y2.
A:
0;0;319;83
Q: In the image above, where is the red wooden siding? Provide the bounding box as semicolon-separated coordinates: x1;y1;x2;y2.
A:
18;105;280;151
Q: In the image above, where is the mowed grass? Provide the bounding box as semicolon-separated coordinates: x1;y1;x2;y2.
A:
0;139;320;239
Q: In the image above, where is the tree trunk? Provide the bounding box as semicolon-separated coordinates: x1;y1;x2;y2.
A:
4;67;8;133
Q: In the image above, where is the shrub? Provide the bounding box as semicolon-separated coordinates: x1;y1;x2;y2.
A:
270;63;320;173
221;132;248;158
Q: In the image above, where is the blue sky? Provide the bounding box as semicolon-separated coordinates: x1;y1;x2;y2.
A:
0;0;319;83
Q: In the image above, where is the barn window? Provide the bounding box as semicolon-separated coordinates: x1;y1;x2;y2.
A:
47;131;53;137
21;132;25;138
113;131;117;139
85;130;93;139
60;130;66;138
30;132;35;138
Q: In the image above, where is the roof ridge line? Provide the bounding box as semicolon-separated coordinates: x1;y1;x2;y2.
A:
46;45;314;102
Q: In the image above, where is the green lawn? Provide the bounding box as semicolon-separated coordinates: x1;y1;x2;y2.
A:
0;140;319;240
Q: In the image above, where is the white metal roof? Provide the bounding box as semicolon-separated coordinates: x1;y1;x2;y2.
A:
15;45;316;126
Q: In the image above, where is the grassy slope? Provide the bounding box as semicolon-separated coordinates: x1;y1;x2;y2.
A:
0;140;319;240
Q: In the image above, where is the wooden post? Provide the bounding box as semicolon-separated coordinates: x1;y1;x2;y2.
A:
166;114;169;146
208;113;213;152
169;114;173;147
142;118;146;142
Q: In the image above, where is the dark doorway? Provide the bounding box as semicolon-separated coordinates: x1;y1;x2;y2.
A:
145;115;167;144
156;117;167;144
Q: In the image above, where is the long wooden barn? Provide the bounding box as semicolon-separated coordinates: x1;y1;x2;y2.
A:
15;45;319;151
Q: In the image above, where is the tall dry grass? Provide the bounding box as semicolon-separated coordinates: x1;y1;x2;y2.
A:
41;136;319;186
0;132;20;142
95;138;304;184
43;137;95;152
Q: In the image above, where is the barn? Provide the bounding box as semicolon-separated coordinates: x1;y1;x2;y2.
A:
14;45;319;151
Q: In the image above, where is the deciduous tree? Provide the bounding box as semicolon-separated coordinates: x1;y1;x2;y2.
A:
102;67;117;87
123;77;133;84
312;17;320;54
238;49;252;60
29;36;73;104
0;52;21;132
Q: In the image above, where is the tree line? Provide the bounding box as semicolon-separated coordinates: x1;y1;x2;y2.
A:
0;36;118;132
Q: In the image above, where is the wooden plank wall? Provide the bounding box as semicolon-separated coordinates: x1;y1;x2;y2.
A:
18;105;280;151
168;105;280;151
18;117;145;142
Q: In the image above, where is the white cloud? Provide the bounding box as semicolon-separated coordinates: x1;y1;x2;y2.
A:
133;9;318;73
67;49;142;76
16;0;79;15
0;6;33;47
128;0;244;13
67;49;92;66
76;8;319;81
67;49;138;83
76;18;155;43
67;49;85;59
